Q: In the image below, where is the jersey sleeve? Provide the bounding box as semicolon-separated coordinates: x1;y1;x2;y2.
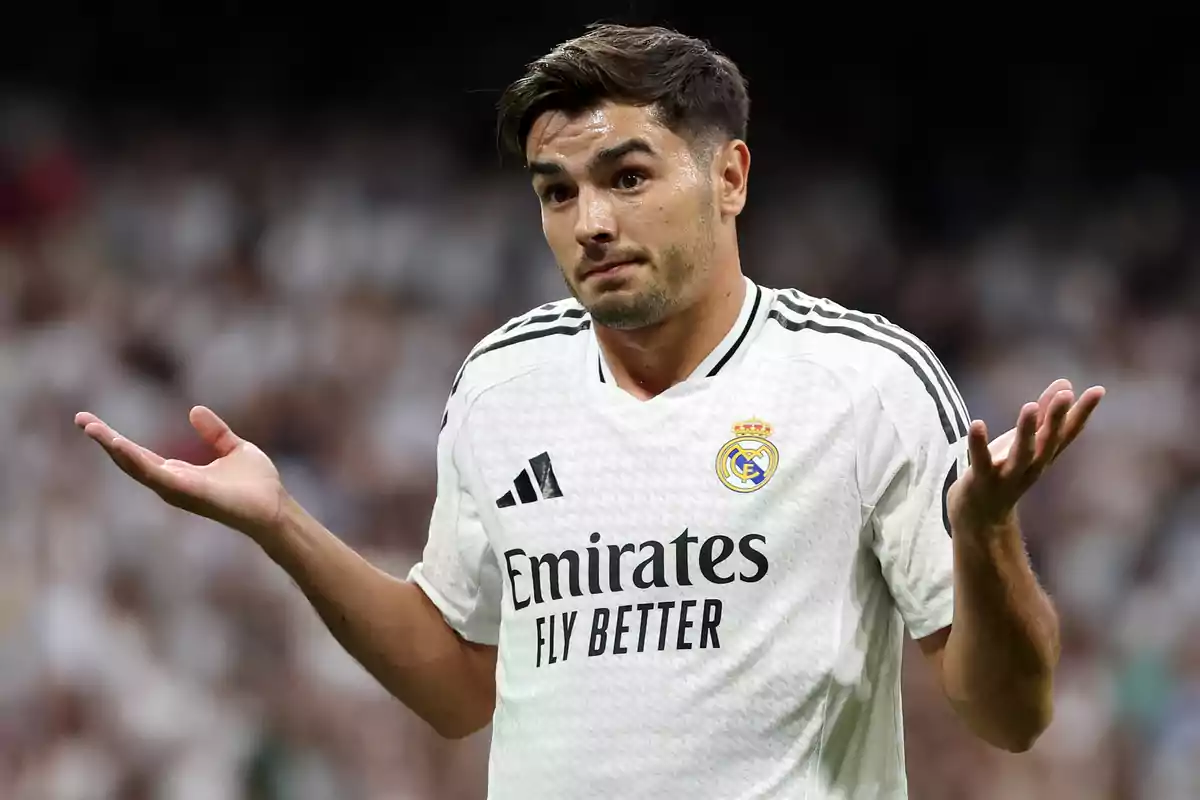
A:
857;348;970;640
407;387;502;646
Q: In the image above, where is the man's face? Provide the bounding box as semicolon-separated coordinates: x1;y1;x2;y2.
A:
525;102;718;330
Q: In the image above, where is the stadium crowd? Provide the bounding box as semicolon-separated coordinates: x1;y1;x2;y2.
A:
0;102;1197;799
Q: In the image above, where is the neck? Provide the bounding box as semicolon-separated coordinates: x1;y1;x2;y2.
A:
597;268;746;399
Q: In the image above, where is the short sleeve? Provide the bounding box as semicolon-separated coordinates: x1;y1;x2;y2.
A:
407;390;502;646
857;351;970;640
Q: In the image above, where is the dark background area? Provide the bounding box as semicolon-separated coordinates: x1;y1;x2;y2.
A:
6;4;1200;239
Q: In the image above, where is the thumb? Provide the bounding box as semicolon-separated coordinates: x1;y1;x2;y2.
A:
189;406;242;456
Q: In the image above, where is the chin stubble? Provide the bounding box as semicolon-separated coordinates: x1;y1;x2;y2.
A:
583;248;694;330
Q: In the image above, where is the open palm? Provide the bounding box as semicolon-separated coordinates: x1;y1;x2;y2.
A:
948;377;1105;534
75;405;286;537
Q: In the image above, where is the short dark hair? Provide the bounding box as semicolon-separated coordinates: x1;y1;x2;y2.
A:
497;24;750;161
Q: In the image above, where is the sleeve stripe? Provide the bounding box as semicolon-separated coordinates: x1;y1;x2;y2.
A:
449;318;592;398
778;292;969;439
500;305;587;333
442;304;590;432
767;308;959;444
941;463;957;537
450;306;586;391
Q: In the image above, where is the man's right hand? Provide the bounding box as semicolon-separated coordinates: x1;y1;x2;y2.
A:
75;406;287;540
78;403;499;739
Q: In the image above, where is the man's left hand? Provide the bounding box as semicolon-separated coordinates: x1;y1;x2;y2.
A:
949;378;1106;535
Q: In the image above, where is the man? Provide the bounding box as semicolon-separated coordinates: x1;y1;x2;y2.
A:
77;24;1104;800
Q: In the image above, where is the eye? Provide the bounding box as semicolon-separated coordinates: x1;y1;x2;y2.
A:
541;184;574;205
614;169;646;191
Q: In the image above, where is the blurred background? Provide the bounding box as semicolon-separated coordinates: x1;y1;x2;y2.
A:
2;5;1199;799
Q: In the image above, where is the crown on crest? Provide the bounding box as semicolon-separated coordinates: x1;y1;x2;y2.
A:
732;418;773;438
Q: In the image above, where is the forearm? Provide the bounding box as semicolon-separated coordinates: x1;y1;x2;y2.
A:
942;511;1060;751
252;494;497;738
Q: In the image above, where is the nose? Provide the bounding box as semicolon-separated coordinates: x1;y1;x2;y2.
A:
574;186;617;249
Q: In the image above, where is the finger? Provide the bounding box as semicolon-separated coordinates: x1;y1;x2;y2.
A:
81;421;163;466
114;435;167;467
79;416;128;448
110;436;189;492
80;418;119;445
1036;379;1073;425
967;420;993;475
81;419;169;476
90;431;155;485
1006;402;1039;476
1036;376;1075;417
1058;385;1106;451
75;411;102;429
1037;390;1074;462
189;406;242;457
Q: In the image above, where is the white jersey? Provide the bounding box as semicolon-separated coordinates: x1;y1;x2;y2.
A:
409;277;971;800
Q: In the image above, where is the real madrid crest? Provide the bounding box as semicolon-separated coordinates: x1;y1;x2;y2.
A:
715;418;780;493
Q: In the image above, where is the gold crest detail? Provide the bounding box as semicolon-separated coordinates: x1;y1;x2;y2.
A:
715;418;779;493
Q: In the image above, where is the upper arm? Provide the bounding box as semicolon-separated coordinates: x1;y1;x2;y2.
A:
407;385;503;647
855;339;970;641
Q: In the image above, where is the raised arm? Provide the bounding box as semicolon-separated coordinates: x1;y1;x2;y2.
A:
75;405;497;739
927;378;1104;751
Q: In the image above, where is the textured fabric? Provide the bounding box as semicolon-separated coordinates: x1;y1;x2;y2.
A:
408;277;970;799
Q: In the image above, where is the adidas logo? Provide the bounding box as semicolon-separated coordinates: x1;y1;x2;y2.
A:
496;452;564;508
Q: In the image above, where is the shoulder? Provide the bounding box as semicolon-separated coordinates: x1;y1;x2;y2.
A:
760;286;968;443
448;296;590;403
761;288;925;374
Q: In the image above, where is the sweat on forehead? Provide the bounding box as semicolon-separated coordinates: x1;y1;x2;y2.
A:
527;104;662;151
524;103;709;170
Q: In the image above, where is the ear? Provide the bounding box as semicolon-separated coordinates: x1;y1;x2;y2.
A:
715;140;750;218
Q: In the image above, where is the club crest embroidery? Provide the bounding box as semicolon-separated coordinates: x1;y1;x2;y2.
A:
715;418;780;493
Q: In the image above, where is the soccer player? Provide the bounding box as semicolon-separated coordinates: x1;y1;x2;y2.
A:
76;24;1105;800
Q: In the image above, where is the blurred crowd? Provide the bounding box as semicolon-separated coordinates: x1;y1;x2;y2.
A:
0;99;1197;799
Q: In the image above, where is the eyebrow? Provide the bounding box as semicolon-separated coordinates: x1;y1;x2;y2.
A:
528;138;658;177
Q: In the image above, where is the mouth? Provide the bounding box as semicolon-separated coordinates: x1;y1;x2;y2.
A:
581;260;641;280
